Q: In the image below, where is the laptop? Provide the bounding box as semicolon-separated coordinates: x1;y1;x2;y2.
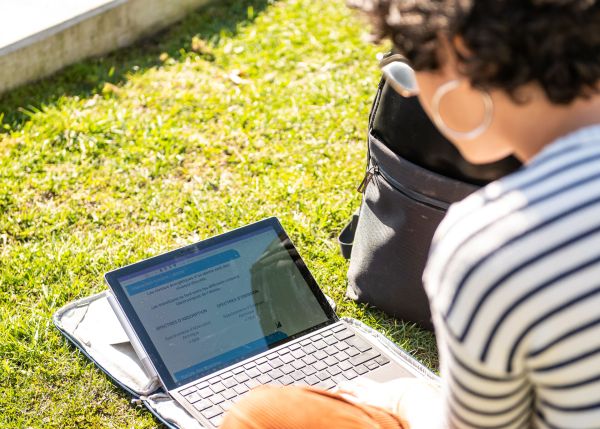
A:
105;217;425;428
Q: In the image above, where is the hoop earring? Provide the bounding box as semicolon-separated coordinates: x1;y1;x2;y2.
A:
431;80;493;141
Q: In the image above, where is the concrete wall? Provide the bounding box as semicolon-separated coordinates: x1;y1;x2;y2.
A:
0;0;211;95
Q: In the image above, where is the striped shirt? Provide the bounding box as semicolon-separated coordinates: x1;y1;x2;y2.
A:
423;125;600;429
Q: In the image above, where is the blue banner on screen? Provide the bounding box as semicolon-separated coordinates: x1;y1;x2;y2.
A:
125;249;240;296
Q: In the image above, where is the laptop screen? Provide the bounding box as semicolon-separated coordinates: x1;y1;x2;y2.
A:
105;218;336;389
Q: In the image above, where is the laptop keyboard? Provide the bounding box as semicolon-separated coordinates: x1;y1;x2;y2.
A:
179;324;390;427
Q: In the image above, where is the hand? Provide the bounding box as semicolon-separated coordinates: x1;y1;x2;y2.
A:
336;377;445;429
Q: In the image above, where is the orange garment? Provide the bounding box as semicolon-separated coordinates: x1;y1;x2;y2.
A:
221;386;407;429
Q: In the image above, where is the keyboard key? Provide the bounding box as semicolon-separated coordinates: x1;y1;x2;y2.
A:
185;392;201;403
222;389;237;400
349;350;381;367
292;360;306;370
192;399;212;411
312;334;324;341
210;415;224;427
257;374;272;384
345;347;360;357
303;344;317;354
246;379;261;389
334;351;349;361
314;361;327;371
324;356;338;367
281;364;295;374
332;324;346;332
365;360;380;370
324;336;337;345
333;330;354;341
199;387;214;398
244;362;257;370
290;343;301;351
324;346;338;355
246;367;261;378
220;372;233;380
234;373;249;383
346;337;372;352
314;350;327;360
268;368;284;379
234;384;249;395
270;358;284;368
180;386;197;396
202;405;223;419
355;365;369;375
196;381;210;390
314;340;328;350
211;382;226;394
267;353;278;359
291;349;305;359
210;393;225;405
316;371;331;381
316;379;336;390
302;366;317;376
223;377;237;388
327;365;342;376
300;339;311;346
208;376;221;384
321;330;333;337
232;366;245;374
334;342;349;351
291;370;305;381
256;357;268;365
281;353;295;364
375;356;390;366
331;374;348;385
257;363;271;373
303;355;317;365
305;375;321;385
343;369;359;380
339;360;353;371
280;375;294;385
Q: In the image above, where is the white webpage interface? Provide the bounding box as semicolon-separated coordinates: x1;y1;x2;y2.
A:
118;226;329;384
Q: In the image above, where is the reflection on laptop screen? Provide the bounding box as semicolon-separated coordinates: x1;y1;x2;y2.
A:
116;225;330;385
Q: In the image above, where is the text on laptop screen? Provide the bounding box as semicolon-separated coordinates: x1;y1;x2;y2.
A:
115;225;330;386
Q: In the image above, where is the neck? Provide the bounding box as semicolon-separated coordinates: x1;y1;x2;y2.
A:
494;88;600;163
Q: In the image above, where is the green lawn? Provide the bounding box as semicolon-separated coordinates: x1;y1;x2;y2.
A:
0;0;437;427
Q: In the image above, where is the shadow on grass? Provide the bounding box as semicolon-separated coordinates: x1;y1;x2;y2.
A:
0;0;274;130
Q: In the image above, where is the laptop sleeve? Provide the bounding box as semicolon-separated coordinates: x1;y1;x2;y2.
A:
53;291;438;428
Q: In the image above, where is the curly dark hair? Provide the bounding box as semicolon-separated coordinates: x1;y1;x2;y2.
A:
348;0;600;104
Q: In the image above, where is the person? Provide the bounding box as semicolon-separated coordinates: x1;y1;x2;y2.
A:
221;1;600;428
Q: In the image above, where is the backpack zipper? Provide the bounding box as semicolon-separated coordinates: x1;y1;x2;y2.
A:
357;162;449;211
356;165;378;193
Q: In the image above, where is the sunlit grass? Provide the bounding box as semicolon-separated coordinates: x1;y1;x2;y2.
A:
0;0;437;427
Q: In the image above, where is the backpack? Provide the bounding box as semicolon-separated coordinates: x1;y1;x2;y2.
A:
339;72;521;330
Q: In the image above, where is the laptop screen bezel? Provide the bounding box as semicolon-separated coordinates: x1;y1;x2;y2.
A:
104;217;338;390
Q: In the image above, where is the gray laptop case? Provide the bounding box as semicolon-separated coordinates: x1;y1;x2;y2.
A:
54;291;438;429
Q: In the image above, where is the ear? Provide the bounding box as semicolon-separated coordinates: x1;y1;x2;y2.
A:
451;35;472;60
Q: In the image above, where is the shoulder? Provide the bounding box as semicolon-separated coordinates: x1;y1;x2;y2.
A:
425;126;600;372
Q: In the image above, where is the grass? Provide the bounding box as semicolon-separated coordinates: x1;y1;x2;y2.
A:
0;0;437;427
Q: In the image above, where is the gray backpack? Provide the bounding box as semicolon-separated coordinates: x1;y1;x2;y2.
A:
340;75;520;330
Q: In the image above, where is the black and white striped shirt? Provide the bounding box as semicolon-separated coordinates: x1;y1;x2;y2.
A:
423;125;600;429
